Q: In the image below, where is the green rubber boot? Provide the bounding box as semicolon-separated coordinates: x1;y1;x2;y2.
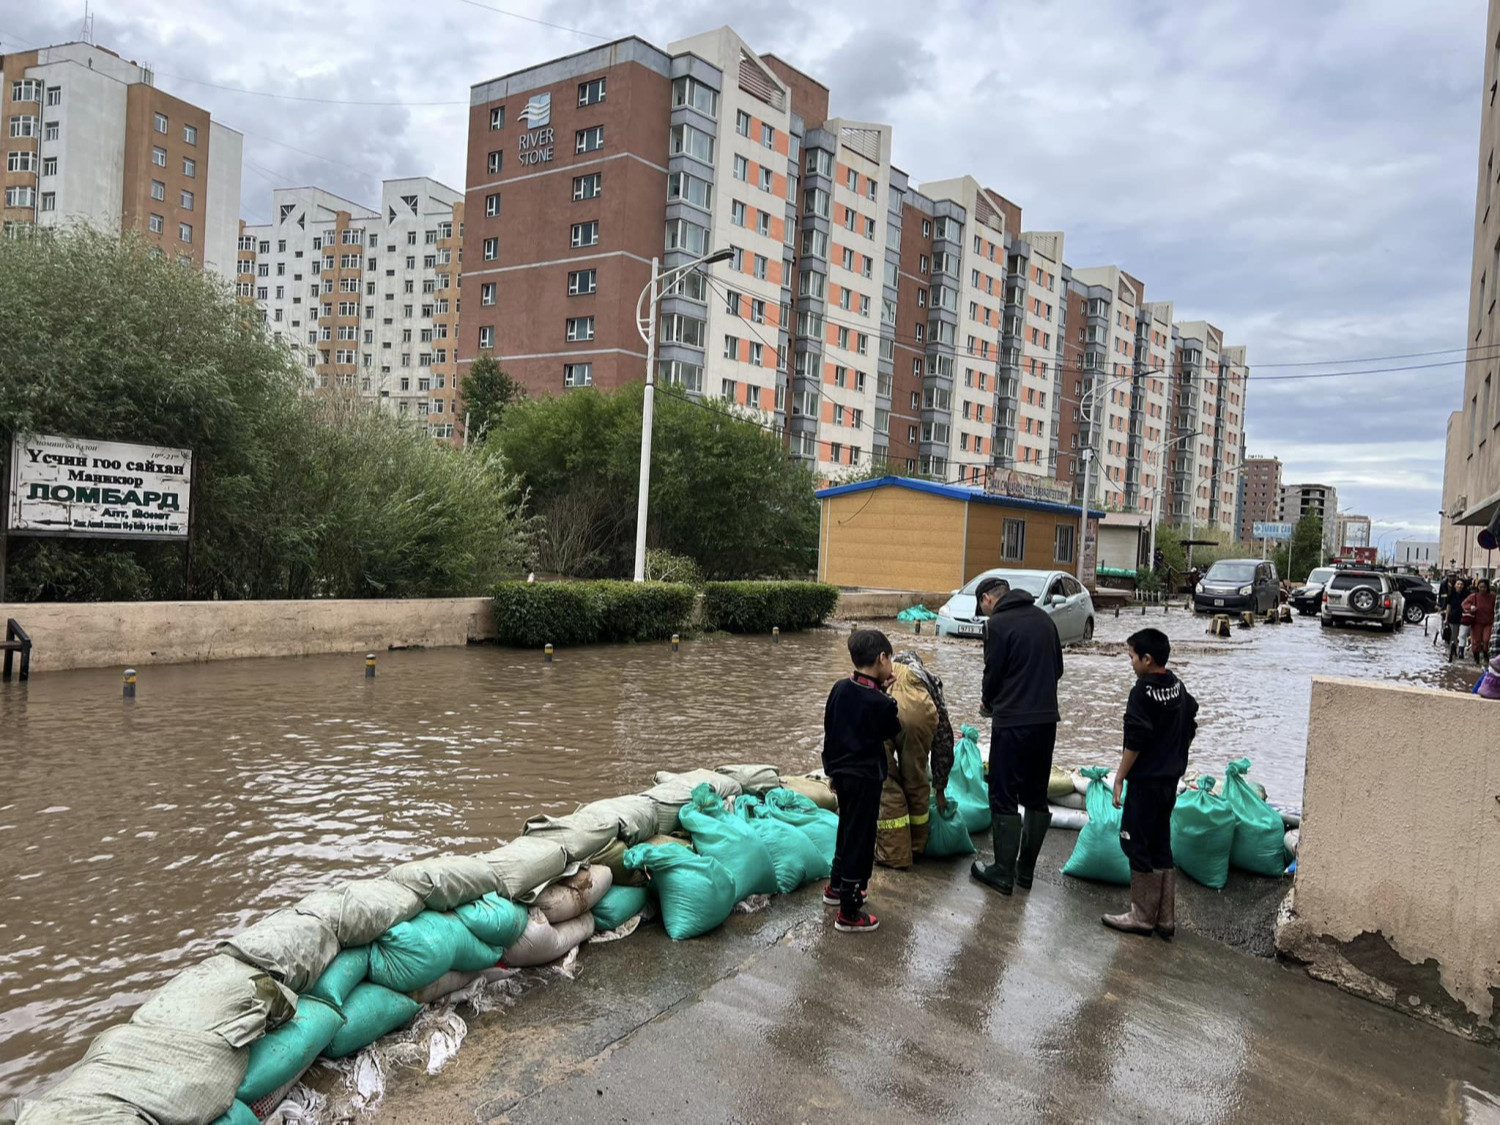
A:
970;813;1023;895
1015;807;1053;890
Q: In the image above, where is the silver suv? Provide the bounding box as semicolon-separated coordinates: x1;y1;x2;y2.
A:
1320;570;1405;632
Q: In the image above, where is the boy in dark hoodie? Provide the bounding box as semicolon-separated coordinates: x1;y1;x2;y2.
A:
1103;627;1198;940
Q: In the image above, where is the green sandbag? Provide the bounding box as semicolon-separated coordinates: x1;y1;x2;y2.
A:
949;725;992;832
307;946;369;1010
212;1101;260;1125
593;884;649;931
587;838;648;888
1224;758;1287;877
367;911;503;993
1061;767;1130;885
324;983;420;1059
896;604;938;621
735;795;830;891
762;787;838;862
1170;775;1238;889
677;783;778;900
454;892;529;948
237;994;344;1102
924;794;976;857
622;843;736;940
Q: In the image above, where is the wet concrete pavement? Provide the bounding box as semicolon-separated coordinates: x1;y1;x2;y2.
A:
379;840;1499;1124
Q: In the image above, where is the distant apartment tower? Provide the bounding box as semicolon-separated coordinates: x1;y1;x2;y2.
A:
1166;321;1248;532
1279;482;1340;553
237;178;465;437
0;42;242;276
1238;456;1283;540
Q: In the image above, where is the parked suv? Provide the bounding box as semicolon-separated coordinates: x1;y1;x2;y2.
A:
1289;567;1337;616
1390;574;1437;625
1193;558;1281;614
1320;570;1405;632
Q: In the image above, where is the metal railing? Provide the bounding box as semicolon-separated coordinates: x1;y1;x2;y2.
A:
2;618;31;682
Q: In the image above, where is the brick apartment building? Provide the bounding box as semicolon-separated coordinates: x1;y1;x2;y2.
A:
1238;455;1283;541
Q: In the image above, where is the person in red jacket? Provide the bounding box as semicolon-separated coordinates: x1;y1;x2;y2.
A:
1463;578;1496;665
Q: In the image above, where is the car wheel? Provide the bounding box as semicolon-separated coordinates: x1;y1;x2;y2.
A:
1403;602;1427;625
1083;618;1094;642
1348;586;1379;613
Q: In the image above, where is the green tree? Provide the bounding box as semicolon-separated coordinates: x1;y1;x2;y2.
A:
1273;514;1324;583
459;353;522;444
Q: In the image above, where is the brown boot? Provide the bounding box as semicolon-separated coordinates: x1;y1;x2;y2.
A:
1102;871;1162;936
1155;869;1176;941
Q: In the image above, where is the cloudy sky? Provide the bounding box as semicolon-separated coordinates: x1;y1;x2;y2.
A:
5;0;1486;540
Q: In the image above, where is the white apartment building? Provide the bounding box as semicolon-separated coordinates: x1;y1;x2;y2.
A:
237;178;464;435
1070;265;1140;510
1;41;242;277
1133;299;1175;519
1016;230;1064;480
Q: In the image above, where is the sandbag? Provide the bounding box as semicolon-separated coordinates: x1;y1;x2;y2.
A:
949;725;992;832
735;794;829;891
761;788;838;863
214;1102;260;1125
474;837;570;901
131;953;297;1048
781;774;837;810
522;810;621;865
237;994;343;1103
1061;767;1130;885
366;911;503;993
1284;828;1300;858
1047;767;1075;801
295;879;424;946
644;770;743;833
1048;806;1088;831
307;946;370;1011
385;854;500;911
503;911;595;967
923;794;976;857
715;764;782;795
623;843;736;940
46;1023;246;1125
577;794;660;847
645;833;694;849
1170;775;1238;889
409;969;484;1005
534;866;612;924
593;884;649;931
1050;791;1085;810
324;983;420;1059
6;1096;150;1123
454;892;530;948
217;909;340;994
586;838;648;888
677;783;778;900
1224;758;1287;877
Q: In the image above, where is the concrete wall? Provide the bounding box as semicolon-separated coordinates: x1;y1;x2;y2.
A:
0;598;497;673
1276;676;1500;1043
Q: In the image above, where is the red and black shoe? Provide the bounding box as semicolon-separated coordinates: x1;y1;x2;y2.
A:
834;910;880;934
823;884;867;907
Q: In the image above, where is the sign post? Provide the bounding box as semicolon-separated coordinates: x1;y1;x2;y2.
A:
7;434;193;543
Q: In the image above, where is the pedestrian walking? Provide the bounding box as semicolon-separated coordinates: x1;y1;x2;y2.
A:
970;576;1065;896
1445;576;1469;662
1464;578;1496;665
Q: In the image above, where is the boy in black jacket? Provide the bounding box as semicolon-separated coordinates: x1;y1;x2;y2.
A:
1104;627;1199;940
822;628;902;933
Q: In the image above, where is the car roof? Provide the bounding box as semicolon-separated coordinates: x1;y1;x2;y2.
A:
975;568;1062;581
1332;570;1385;578
1208;558;1265;565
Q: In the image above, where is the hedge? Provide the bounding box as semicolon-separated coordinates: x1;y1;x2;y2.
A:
492;581;695;647
699;581;840;634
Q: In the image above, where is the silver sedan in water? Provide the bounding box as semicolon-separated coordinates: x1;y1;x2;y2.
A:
935;568;1096;643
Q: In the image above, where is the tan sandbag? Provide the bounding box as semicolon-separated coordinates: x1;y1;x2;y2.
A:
295;878;424;947
650;769;743;799
522;810;620;865
44;1023;247;1125
645;833;694;849
783;774;837;810
534;866;612;924
131;953;296;1048
715;764;782;795
217;909;340;993
1047;767;1075;801
587;839;647;887
408;968;484;1005
385;855;501;911
575;795;659;846
4;1094;148;1122
502;911;595;968
474;837;570;901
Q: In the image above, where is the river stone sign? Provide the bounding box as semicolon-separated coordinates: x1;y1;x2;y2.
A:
7;434;192;540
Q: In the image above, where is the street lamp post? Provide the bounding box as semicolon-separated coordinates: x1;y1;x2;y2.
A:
632;248;734;582
1074;368;1162;583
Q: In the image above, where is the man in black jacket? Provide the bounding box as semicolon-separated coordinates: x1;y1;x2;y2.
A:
971;576;1065;895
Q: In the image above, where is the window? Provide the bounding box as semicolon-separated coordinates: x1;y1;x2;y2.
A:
6;151;35;172
575;125;604;153
487;150;503;174
733;154;749;181
151;145;167;166
578;77;607;106
665;217;708;254
180;189;194;210
568;268;596;295
736;110;751;137
724;334;740;360
565;316;595;342
11;79;42;102
572;172;601;200
154;112;169;133
149;213;164;233
761;122;775;149
485;192;501;217
478;325;494;350
671;76;718;116
7;184;37;207
482;237;498;261
183;157;196;178
564;362;593;387
660;313;706;347
150;180;166;201
43;121;58;141
1054;523;1076;564
179;222;193;244
731;199;747;227
1002;518;1026;561
724;288;741;315
758;166;773;192
489;105;505;130
571;220;600;247
39;191;55;212
753;254;767;280
667;171;711;209
670;123;714;162
722;378;739;401
749;342;763;366
757;211;771;237
750;298;766;323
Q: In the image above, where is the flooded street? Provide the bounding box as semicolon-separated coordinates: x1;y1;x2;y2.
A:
0;607;1474;1098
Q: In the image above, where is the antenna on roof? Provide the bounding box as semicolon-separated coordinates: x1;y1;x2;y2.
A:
80;1;95;44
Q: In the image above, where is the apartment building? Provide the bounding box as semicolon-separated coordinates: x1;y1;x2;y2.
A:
1;41;241;276
1132;299;1175;519
1337;513;1372;549
237;178;465;437
1166;320;1246;533
1067;266;1140;511
1238;455;1283;541
1279;482;1340;553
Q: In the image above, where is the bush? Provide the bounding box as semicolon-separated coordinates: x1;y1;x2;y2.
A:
492;581;695;647
700;582;840;634
644;549;704;587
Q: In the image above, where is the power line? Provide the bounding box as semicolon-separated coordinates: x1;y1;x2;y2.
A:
450;0;612;40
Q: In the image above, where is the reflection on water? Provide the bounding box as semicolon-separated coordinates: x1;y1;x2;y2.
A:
0;609;1464;1096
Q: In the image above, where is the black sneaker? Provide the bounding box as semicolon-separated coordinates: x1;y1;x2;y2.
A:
823;884;866;907
834;910;880;934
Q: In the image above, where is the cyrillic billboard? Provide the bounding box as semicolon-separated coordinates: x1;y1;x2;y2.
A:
7;434;192;540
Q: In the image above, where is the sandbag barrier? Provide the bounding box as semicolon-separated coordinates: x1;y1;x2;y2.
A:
0;762;821;1125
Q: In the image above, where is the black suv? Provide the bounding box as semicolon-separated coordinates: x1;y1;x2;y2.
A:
1390;574;1437;624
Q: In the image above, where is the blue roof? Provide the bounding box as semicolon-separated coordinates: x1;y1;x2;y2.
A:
814;475;1106;519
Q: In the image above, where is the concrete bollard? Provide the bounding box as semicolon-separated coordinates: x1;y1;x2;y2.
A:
123;668;136;700
851;621;859;633
671;633;680;653
914;621;922;635
1115;607;1120;618
365;653;376;678
773;626;781;643
544;643;554;665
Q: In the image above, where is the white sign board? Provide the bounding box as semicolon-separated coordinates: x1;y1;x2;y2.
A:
1253;521;1293;541
7;434;192;540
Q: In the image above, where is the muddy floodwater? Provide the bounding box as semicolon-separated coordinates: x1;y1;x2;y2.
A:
0;607;1472;1097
